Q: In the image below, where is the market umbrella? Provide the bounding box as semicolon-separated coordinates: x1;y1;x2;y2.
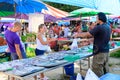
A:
69;8;110;17
0;0;47;16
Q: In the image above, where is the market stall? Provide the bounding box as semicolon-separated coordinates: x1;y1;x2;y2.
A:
57;38;89;50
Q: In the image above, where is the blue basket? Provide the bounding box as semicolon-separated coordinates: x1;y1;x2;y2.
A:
64;63;74;76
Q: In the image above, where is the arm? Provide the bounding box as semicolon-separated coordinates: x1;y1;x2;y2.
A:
75;25;99;38
15;44;22;59
37;34;48;45
38;34;57;45
75;32;92;38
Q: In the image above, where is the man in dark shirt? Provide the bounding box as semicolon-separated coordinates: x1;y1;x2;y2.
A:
74;12;111;77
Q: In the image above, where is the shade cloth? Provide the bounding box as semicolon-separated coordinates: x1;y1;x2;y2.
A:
0;0;47;14
42;4;69;18
42;0;120;15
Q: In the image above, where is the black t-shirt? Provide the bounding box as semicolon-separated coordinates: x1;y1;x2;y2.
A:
89;23;111;54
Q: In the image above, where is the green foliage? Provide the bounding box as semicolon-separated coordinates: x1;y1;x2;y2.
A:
21;36;27;42
26;33;36;37
21;33;36;42
109;63;113;67
110;50;120;58
62;45;70;50
26;47;36;58
44;2;80;12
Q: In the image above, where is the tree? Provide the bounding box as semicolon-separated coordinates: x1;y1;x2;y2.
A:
44;2;80;12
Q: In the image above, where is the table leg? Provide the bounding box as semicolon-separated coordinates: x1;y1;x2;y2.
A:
62;67;65;79
63;67;64;75
79;57;90;72
8;75;10;80
34;75;37;80
79;60;82;72
88;57;90;68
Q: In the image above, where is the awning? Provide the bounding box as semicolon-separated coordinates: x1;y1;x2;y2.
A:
42;0;120;15
42;4;69;18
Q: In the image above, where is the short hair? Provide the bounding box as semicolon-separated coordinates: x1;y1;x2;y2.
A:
38;24;44;29
14;22;22;28
89;22;93;26
38;24;45;32
53;23;57;26
97;12;107;23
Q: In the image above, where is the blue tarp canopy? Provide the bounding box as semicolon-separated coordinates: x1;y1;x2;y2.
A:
42;0;96;8
42;0;120;15
0;0;47;14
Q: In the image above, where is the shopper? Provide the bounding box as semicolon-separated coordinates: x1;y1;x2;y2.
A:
35;24;57;80
5;22;27;60
52;23;61;37
5;22;27;80
74;12;111;77
72;22;82;33
64;25;70;37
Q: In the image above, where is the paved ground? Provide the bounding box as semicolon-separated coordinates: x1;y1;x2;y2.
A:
0;57;120;80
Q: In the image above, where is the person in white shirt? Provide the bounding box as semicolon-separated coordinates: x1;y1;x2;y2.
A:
64;25;70;37
35;24;56;80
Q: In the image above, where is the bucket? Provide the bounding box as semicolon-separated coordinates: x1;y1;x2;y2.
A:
64;63;74;76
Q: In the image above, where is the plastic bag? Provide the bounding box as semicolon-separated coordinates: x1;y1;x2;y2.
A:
76;73;83;80
70;39;78;50
100;73;120;80
85;69;100;80
46;45;52;52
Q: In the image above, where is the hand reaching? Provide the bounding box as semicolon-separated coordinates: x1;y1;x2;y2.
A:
49;38;57;42
73;33;79;38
